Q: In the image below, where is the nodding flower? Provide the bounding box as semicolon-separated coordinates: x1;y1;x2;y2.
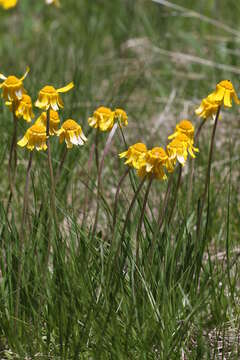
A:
137;147;168;180
209;80;239;108
35;82;74;111
168;120;195;141
119;142;147;170
6;94;34;123
56;119;87;149
195;94;219;119
0;67;29;101
17;123;48;151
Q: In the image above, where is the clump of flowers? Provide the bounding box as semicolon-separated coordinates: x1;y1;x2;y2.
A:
17;123;47;151
35;82;74;111
57;119;87;149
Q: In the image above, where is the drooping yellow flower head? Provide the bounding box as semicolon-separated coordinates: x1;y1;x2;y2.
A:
7;94;34;122
18;123;47;151
195;94;219;119
167;138;188;169
0;0;18;9
119;142;147;170
88;106;115;132
210;80;239;108
137;147;168;180
168;120;195;141
45;0;60;6
56;119;87;149
35;110;60;135
35;82;74;111
0;67;29;101
114;108;128;127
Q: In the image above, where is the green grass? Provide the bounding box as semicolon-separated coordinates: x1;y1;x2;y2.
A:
0;0;240;358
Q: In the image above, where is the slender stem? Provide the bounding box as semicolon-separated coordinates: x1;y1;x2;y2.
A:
95;129;99;173
46;108;59;232
112;167;130;231
168;165;182;226
187;118;206;212
196;106;221;238
7;103;18;212
136;176;153;267
92;124;118;238
15;151;33;329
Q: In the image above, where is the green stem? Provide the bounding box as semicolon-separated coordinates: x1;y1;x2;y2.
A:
196;106;221;239
7;104;18;213
187;118;206;213
46;108;59;232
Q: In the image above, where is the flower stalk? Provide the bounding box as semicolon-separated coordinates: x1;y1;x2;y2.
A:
196;105;221;238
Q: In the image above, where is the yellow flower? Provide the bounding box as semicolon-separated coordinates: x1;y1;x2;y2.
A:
88;106;115;132
17;123;47;151
175;133;199;158
167;138;188;168
45;0;60;6
0;0;18;9
56;119;87;149
114;108;128;127
36;110;60;135
195;94;219;119
119;142;147;170
0;67;29;101
137;147;168;180
35;82;74;111
168;120;195;141
210;80;239;108
6;94;34;122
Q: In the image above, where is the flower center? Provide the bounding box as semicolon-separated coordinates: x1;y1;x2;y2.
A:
41;85;57;95
150;147;167;159
178;120;193;131
219;80;233;90
5;75;21;86
62;119;78;131
30;124;46;135
96;106;112;115
132;143;147;153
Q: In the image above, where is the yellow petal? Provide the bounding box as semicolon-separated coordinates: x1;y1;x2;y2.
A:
17;136;28;147
57;81;74;93
20;66;30;81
